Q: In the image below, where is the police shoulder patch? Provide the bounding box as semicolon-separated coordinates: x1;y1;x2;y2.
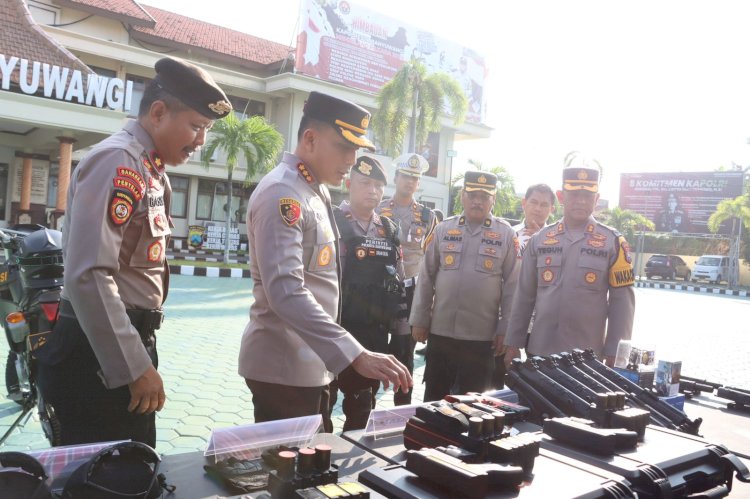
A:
279;197;302;226
608;235;635;287
109;195;133;226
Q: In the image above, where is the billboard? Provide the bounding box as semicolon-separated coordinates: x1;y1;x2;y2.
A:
295;0;487;123
619;171;744;235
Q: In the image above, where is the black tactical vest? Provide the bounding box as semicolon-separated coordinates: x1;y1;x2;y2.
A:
334;209;402;331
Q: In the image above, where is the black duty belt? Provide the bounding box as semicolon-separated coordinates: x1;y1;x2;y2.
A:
60;299;163;337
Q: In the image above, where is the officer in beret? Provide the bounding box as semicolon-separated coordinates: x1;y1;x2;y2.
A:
503;165;635;367
376;153;437;405
330;156;408;430
239;91;412;430
37;57;232;446
410;171;519;401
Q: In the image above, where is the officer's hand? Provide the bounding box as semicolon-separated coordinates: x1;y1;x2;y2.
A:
128;366;166;415
493;335;505;356
503;346;521;368
351;351;413;394
412;326;429;343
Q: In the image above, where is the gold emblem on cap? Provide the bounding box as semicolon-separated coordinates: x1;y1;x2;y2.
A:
478;175;487;184
361;116;370;129
208;100;232;115
577;169;588;180
408;155;419;167
358;161;372;175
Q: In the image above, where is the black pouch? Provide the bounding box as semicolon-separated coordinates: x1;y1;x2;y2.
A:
31;316;87;366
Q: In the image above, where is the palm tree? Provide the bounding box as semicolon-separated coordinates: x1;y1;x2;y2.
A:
450;160;518;218
201;112;284;262
707;194;750;234
372;58;467;156
599;206;655;241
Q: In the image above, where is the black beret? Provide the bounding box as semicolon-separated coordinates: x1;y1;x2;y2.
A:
464;170;497;194
303;91;375;151
562;167;599;193
351;156;387;185
154;57;232;120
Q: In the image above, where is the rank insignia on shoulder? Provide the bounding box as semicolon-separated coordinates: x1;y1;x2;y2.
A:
280;198;302;226
296;163;314;184
150;151;164;171
483;219;492;227
109;196;133;226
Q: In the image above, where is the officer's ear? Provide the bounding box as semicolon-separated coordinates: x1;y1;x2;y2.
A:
148;100;169;125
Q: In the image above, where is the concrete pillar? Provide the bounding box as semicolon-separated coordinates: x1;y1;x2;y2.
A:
52;137;76;229
19;155;32;212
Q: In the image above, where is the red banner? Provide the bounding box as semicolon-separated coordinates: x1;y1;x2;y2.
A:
619;171;744;235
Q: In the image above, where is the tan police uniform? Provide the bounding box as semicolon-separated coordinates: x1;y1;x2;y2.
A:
239;152;364;388
504;217;635;357
36;56;232;447
410;209;519;401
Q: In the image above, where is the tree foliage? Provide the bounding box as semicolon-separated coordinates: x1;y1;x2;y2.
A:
201;112;284;261
707;195;750;234
372;58;467;156
598;206;655;242
450;160;518;218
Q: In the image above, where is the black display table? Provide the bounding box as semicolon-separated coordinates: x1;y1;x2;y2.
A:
159;433;388;498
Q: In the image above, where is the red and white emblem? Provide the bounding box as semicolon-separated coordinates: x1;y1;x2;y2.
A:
147;241;163;262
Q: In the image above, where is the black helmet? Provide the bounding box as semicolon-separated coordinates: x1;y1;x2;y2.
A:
61;442;163;499
0;451;53;499
17;228;64;289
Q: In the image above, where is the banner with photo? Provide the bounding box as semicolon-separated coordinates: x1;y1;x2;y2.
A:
295;0;487;123
619;171;744;235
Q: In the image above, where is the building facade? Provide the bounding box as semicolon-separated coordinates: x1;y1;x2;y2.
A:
0;0;490;242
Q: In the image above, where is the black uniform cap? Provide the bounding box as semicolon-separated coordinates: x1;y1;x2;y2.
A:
303;91;375;151
154;57;232;120
562;167;600;193
351;156;387;185
464;170;498;194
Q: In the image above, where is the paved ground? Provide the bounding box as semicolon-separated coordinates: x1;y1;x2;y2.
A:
0;275;426;454
0;277;747;456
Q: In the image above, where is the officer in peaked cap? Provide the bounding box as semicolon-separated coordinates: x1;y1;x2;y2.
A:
410;170;519;401
239;92;411;430
504;161;635;368
330;155;409;430
376;152;437;405
37;56;231;446
302;91;376;150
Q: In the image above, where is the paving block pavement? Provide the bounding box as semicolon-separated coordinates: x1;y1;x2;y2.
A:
0;275;427;455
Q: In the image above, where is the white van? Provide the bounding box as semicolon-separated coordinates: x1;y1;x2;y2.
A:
691;255;729;284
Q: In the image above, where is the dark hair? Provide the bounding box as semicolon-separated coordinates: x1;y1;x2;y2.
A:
138;80;188;117
297;115;329;141
524;183;555;205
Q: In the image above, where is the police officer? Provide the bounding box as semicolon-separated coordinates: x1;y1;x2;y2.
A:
332;156;407;430
503;166;636;367
239;92;411;430
410;171;519;402
513;184;556;254
376;153;436;405
36;57;232;446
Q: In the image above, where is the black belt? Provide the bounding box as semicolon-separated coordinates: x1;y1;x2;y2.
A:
60;299;163;337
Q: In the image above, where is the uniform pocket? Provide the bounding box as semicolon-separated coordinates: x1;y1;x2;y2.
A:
577;254;608;291
537;254;561;287
307;220;336;273
439;241;462;270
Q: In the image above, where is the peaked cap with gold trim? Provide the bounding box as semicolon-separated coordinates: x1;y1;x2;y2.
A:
303;91;375;151
352;156;387;184
154;57;232;119
393;152;429;177
562;167;600;193
464;170;497;194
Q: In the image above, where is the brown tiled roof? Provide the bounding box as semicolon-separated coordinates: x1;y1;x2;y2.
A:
1;0;91;86
134;5;293;68
53;0;155;28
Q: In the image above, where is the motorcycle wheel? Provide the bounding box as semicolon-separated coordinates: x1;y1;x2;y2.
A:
5;351;23;405
38;395;62;447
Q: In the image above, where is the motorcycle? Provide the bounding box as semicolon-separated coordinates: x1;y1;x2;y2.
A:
0;224;64;446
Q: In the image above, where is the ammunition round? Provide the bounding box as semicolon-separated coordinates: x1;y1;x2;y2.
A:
314;443;332;471
468;416;483;437
297;447;316;474
277;450;297;478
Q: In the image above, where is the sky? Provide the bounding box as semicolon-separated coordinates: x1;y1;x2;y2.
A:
143;0;750;204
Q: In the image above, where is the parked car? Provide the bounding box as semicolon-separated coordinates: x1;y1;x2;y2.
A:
692;255;729;284
645;254;691;280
